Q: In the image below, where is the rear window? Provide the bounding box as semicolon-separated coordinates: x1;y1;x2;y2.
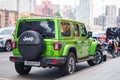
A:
17;21;55;39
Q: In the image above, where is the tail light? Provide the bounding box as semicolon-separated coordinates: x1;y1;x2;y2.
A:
52;59;57;64
10;57;16;62
53;42;61;50
12;42;16;49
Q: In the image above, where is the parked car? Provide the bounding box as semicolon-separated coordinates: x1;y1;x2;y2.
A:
92;31;106;43
10;18;106;75
0;27;15;51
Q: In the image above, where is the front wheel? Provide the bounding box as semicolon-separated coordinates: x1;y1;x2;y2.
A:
60;52;76;75
87;49;103;66
15;62;31;75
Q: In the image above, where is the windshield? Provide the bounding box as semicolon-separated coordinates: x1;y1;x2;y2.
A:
0;29;13;35
17;21;55;39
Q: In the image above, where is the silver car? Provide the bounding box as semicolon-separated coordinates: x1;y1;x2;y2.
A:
0;27;15;51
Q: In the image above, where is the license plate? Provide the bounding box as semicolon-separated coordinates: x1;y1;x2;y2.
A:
24;61;40;66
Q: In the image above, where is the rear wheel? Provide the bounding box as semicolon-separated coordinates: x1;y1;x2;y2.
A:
15;62;31;75
60;52;76;75
5;41;12;51
87;49;103;66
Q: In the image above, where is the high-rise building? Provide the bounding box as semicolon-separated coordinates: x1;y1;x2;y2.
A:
117;16;120;27
94;15;106;26
0;0;35;13
90;0;94;27
105;5;117;27
117;8;120;27
118;8;120;16
75;0;90;26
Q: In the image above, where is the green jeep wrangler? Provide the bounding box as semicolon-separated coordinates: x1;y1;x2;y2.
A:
10;18;106;75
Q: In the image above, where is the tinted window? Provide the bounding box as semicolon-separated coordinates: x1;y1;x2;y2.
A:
17;21;55;39
81;25;87;37
60;22;70;37
73;24;79;37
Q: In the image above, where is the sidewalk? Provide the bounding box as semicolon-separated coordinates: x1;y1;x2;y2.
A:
56;57;120;80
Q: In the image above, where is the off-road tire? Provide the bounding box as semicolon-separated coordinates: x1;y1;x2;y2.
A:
60;52;76;75
15;62;31;75
87;49;103;66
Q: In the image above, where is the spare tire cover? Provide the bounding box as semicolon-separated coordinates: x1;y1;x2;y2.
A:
18;30;44;60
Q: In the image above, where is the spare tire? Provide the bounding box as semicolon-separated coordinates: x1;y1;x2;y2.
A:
18;30;44;61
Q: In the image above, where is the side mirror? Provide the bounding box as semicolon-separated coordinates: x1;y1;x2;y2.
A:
88;31;92;38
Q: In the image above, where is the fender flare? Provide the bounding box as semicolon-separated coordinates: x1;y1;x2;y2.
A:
62;45;77;58
89;42;100;56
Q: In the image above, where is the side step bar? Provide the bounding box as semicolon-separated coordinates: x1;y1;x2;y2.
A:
77;56;94;63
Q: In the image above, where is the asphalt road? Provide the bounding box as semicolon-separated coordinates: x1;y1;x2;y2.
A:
0;50;117;80
57;57;120;80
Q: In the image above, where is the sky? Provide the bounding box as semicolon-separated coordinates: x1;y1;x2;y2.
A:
36;0;120;17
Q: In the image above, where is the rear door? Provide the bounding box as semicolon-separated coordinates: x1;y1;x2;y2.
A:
72;23;83;59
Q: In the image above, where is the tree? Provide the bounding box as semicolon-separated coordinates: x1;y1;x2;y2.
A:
54;11;61;17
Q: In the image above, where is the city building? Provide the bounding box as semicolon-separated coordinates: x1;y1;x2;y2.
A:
89;0;94;28
19;12;47;18
93;15;106;32
35;0;59;17
0;0;36;28
117;8;120;27
105;5;117;27
118;8;120;16
75;0;90;26
0;9;18;28
94;15;106;28
0;0;35;13
117;16;120;27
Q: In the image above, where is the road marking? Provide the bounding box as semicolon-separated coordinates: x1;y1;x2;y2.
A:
0;78;11;80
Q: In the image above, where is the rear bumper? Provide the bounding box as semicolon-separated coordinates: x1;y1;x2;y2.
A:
9;56;66;67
